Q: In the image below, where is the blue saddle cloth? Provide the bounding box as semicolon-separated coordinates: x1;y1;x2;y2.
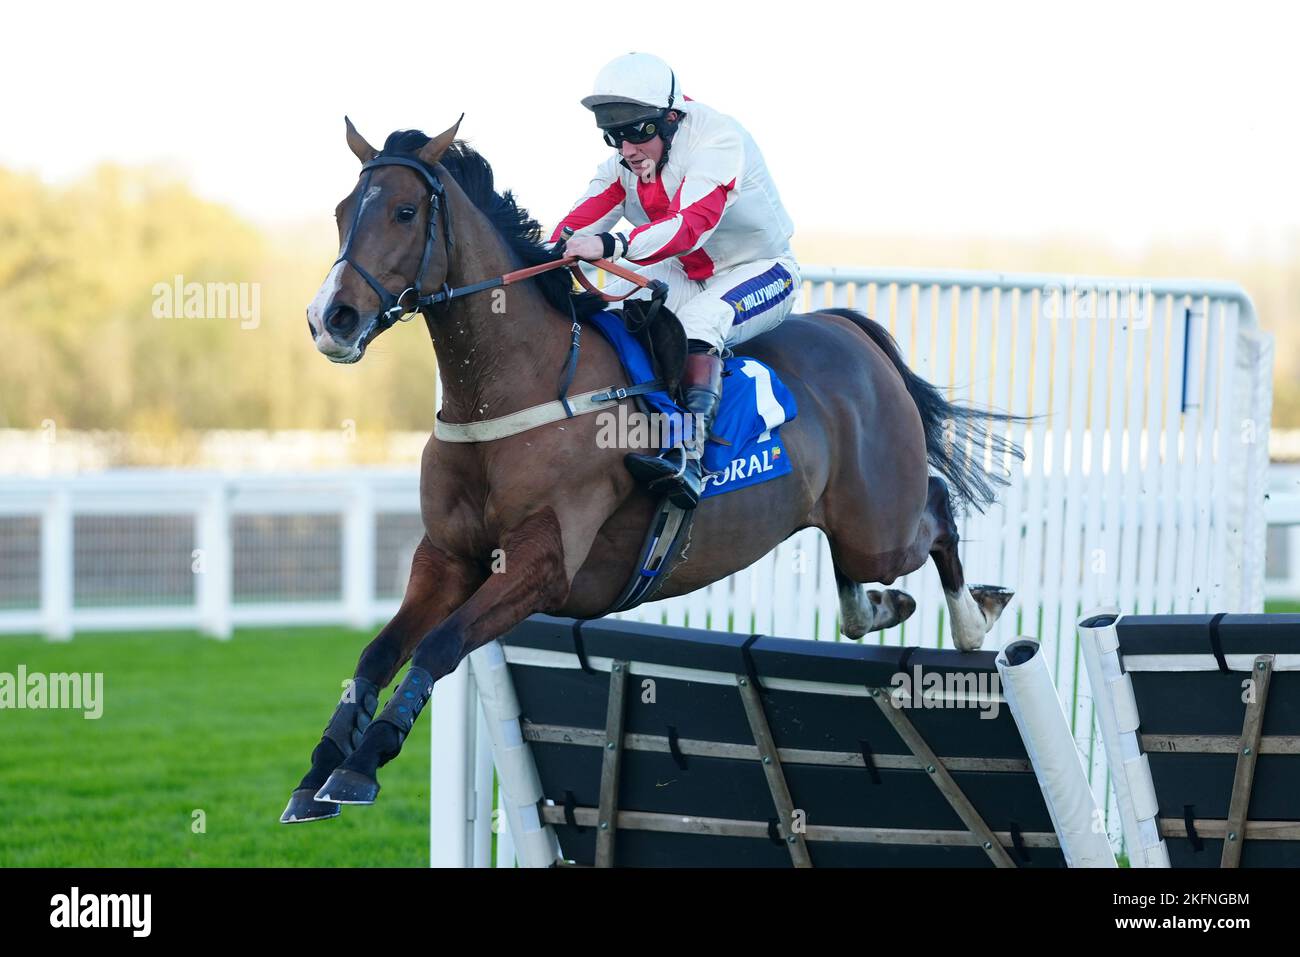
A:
585;311;797;499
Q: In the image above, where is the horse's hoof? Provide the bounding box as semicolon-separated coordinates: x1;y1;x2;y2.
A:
886;588;917;624
280;788;342;824
970;585;1014;628
862;588;917;630
315;768;380;805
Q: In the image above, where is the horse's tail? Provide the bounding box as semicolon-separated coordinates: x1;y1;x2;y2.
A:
820;308;1026;514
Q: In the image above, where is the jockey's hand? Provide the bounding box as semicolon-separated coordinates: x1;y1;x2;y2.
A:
564;235;605;261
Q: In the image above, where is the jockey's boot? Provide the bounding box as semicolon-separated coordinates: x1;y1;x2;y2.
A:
625;349;723;509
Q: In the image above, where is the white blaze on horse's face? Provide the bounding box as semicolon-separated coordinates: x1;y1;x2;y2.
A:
308;184;384;362
307;261;344;336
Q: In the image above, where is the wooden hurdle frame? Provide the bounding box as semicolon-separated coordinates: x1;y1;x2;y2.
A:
1079;611;1300;868
446;615;1115;868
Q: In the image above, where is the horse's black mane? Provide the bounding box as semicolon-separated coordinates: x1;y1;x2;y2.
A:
380;130;604;320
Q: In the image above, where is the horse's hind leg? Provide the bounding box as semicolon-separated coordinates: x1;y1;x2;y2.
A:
280;536;479;823
926;476;1014;651
835;568;916;639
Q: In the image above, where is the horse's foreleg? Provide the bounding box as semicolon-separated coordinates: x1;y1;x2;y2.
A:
315;507;576;806
835;569;917;639
280;536;480;823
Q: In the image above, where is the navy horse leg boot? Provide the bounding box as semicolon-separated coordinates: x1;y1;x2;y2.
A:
625;346;723;509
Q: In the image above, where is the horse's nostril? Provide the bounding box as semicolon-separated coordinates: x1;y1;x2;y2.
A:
306;316;316;338
324;303;360;339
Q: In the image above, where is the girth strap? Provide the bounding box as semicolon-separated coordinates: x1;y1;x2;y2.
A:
434;381;666;443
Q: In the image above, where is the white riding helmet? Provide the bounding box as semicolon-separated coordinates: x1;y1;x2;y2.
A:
581;52;680;128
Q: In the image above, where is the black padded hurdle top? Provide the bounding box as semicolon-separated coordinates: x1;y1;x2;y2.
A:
498;615;1067;868
1107;613;1300;868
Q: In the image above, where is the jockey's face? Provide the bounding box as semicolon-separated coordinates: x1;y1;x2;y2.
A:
620;135;663;179
617;109;678;180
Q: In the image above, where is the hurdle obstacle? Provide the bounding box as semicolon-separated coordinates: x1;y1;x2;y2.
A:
1079;611;1300;868
452;615;1114;867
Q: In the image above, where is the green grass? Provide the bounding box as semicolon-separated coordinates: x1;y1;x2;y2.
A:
0;627;431;867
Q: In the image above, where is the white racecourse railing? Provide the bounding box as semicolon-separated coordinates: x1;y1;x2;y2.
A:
0;469;425;639
0;267;1282;865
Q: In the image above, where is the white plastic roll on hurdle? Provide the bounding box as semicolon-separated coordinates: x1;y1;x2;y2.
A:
1076;611;1172;868
995;637;1117;867
428;641;561;868
467;641;562;867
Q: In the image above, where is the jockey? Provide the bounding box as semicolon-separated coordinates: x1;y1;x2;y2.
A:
552;52;800;509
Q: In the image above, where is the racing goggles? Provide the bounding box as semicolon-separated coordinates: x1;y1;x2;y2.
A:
602;117;663;148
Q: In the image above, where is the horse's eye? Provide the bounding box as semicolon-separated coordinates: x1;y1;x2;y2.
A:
395;205;417;223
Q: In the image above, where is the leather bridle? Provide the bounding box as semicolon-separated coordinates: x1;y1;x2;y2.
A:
333;154;455;331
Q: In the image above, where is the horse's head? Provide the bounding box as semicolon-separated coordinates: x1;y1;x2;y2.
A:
307;116;462;363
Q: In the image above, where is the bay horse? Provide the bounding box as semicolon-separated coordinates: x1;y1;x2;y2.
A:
283;117;1019;822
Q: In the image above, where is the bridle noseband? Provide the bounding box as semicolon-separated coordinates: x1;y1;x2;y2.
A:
333;154;456;330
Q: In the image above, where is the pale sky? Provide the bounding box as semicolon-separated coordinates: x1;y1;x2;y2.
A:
4;0;1297;254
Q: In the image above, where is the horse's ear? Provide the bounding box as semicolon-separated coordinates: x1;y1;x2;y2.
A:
418;114;464;166
345;116;378;164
